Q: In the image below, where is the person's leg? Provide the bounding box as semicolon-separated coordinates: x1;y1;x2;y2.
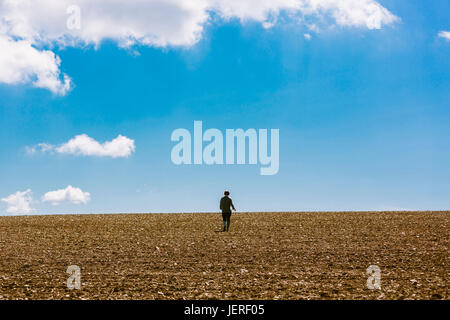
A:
222;212;227;231
226;213;231;232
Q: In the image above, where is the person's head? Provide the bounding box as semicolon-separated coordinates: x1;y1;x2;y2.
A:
224;190;230;196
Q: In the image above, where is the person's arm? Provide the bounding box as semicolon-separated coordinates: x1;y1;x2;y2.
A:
231;199;236;211
220;198;223;210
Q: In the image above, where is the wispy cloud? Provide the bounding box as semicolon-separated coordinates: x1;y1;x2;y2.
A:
438;30;450;41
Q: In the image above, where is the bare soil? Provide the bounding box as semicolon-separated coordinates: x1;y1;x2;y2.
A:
0;211;448;299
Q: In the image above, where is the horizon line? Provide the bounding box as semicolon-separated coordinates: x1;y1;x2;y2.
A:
1;210;449;218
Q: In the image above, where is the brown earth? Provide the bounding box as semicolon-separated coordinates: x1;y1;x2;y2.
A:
0;211;448;300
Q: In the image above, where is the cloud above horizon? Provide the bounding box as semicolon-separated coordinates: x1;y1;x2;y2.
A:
1;189;34;214
42;185;91;205
0;0;399;95
27;134;136;158
438;30;450;41
0;34;72;95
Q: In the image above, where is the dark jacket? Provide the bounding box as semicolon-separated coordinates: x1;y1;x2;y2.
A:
220;196;235;213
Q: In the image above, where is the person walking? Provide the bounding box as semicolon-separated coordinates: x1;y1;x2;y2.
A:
220;190;236;232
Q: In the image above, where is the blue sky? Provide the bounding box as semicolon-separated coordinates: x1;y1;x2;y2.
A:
0;0;449;214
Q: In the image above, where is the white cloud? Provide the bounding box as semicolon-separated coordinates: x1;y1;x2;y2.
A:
29;134;136;158
56;134;135;158
0;33;71;95
214;0;398;30
438;31;450;41
1;189;34;214
42;185;90;205
0;0;398;94
306;0;399;30
304;33;311;40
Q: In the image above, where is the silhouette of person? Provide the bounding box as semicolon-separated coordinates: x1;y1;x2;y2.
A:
220;190;236;232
